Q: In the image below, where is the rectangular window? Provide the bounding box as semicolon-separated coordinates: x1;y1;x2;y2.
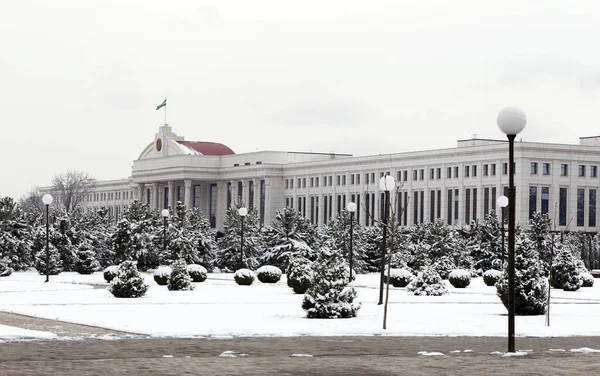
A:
529;186;537;220
590;189;596;227
503;163;508;175
403;171;407;181
592;166;598;178
436;168;441;179
472;188;477;222
413;190;419;225
541;187;549;214
315;177;319;187
310;196;315;223
227;182;232;209
310;177;314;188
465;166;470;178
561;164;568;176
302;178;306;188
238;181;243;201
420;169;424;180
420;191;424;223
298;178;301;188
465;188;471;223
447;189;452;224
454;189;459;223
430;168;435;180
491;187;496;213
403;191;408;226
577;188;585;226
430;190;435;222
454;166;459;178
356;174;360;185
447;167;452;178
323;176;328;187
342;175;346;185
559;187;567;226
579;165;586;177
531;162;538;175
413;170;418;180
437;190;441;219
351;174;355;185
164;187;169;209
472;165;477;177
259;180;265;226
491;163;496;176
484;187;490;217
290;179;294;189
209;184;217;228
323;196;328;224
338;195;342;215
285;180;289;189
328;176;332;186
248;181;254;209
371;173;375;183
483;164;488;176
543;163;550;175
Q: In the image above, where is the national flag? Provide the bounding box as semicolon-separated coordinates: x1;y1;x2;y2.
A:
156;99;167;110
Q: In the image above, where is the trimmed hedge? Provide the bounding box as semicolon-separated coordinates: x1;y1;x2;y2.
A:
483;269;502;287
385;269;413;288
103;265;119;282
153;266;172;286
448;269;471;288
234;269;255;286
256;265;282;283
187;264;208;282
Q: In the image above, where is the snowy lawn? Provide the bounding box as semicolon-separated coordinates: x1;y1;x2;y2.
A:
1;271;599;338
0;324;58;341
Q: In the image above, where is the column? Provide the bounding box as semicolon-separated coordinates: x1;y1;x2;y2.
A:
152;183;159;211
241;180;248;206
168;181;175;209
184;179;192;209
136;183;145;202
252;179;259;211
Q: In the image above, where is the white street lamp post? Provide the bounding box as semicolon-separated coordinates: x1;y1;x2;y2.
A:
497;195;508;268
238;207;248;268
346;202;357;281
42;194;53;283
378;175;395;305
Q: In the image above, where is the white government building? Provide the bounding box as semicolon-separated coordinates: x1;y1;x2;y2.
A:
60;124;600;232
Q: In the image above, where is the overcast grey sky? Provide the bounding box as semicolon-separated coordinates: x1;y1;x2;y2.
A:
2;0;600;199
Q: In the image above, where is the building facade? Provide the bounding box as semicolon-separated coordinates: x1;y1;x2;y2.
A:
58;125;600;232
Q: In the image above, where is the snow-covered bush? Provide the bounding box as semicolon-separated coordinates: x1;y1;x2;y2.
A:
496;234;547;315
581;272;594;287
256;265;282;283
448;269;471;288
234;268;255;285
168;259;194;291
385;269;413;288
483;269;502;286
406;267;449;296
0;257;13;277
431;256;455;280
550;249;583;291
153;266;172;285
287;255;313;294
103;265;119;282
108;261;149;298
302;243;360;318
187;264;207;282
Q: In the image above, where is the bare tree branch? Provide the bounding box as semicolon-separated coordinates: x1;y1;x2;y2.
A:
51;170;95;212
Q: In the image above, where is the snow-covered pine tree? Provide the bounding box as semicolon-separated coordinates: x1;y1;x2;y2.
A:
187;207;217;271
72;207;113;268
34;240;62;275
112;218;134;264
51;214;77;272
215;201;262;271
74;240;100;274
496;232;548;315
118;201;159;271
527;212;552;274
108;260;149;298
0;256;13;277
323;209;367;274
261;208;316;270
550;249;583;291
472;211;503;273
362;225;382;272
286;254;313;294
301;242;360;318
167;259;194;291
0;198;34;271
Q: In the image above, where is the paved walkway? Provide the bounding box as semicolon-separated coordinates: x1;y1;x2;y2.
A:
1;313;600;375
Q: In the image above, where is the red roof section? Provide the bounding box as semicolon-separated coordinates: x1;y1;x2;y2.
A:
177;141;235;156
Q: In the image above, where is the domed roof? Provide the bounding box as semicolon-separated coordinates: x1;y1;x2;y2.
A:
176;141;234;156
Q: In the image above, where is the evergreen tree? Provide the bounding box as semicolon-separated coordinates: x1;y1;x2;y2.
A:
0;256;13;277
74;240;100;274
34;241;62;275
187;207;217;271
496;232;548;315
215;201;262;271
286;254;313;294
527;212;552;273
301;242;360;318
109;260;149;298
0;198;34;271
323;210;367;274
550;249;583;291
167;259;195;291
112;218;134;264
362;225;382;272
52;217;77;271
406;267;449;296
472;211;503;273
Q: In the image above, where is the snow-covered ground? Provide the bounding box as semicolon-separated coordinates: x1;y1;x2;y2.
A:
0;324;58;341
1;271;599;339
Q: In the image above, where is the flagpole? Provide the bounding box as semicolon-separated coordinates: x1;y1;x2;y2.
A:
164;97;167;125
